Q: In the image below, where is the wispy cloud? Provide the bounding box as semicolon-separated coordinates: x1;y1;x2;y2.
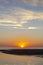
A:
0;23;22;27
28;27;39;30
13;26;42;30
21;0;43;6
0;7;43;21
0;0;43;6
0;6;43;29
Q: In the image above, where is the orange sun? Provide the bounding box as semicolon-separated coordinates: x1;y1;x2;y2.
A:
20;44;24;48
17;41;28;48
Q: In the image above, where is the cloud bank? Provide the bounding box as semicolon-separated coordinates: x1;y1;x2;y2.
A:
0;0;43;30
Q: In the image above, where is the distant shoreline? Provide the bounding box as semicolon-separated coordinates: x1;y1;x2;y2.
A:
0;49;43;56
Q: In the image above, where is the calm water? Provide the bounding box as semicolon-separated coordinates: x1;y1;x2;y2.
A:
0;52;43;65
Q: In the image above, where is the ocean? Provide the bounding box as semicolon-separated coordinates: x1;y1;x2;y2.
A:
0;47;43;65
0;52;43;65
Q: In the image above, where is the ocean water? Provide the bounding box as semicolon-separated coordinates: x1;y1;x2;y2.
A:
0;52;43;65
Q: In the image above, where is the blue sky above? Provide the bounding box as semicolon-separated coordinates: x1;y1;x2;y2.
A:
0;0;43;46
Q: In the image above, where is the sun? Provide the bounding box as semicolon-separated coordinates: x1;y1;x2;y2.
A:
17;41;28;48
20;44;24;48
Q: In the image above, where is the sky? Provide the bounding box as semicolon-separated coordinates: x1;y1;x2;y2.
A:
0;0;43;48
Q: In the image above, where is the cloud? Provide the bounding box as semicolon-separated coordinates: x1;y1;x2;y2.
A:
0;7;43;21
0;20;17;23
0;23;22;27
0;0;43;7
0;21;42;30
0;7;43;29
6;0;43;7
13;26;41;30
21;0;43;6
0;0;10;4
28;27;39;30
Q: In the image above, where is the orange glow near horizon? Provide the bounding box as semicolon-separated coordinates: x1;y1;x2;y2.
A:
17;41;29;48
20;44;24;48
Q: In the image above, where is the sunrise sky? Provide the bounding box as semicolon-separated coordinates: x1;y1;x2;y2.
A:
0;0;43;48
